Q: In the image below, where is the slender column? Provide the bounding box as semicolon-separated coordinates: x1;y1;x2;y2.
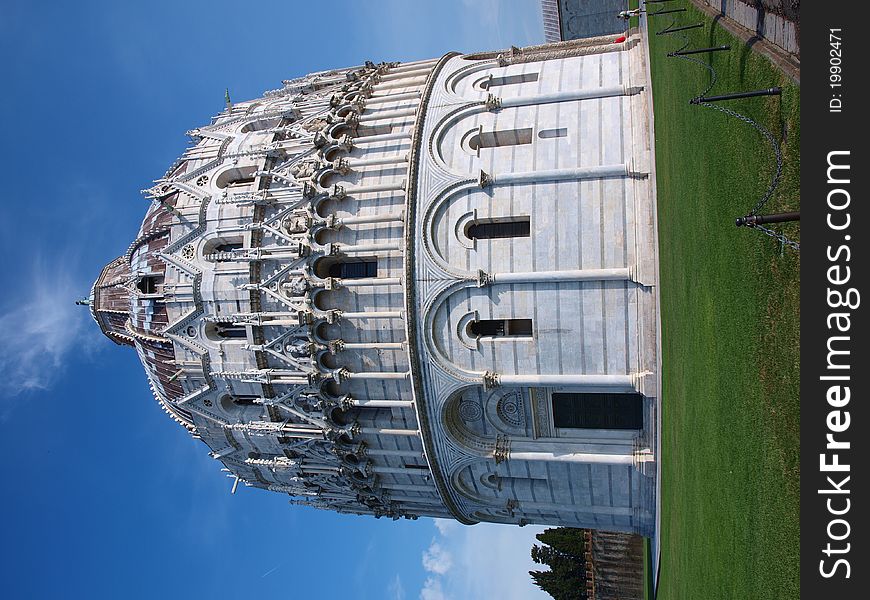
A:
341;341;406;351
339;310;404;319
335;212;404;225
380;483;436;492
346;154;408;168
349;372;411;382
511;440;638;455
370;77;428;93
365;91;421;105
496;373;637;391
338;277;402;287
360;426;418;436
344;180;406;195
387;494;443;504
485;164;630;187
393;57;439;69
490;267;634;284
495;85;640;110
358;107;418;123
350;399;414;409
379;67;431;82
372;466;429;476
270;376;313;385
508;451;633;465
351;131;412;145
335;241;402;253
509;500;638;516
364;447;421;457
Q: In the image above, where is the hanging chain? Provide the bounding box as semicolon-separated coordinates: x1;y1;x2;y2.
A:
654;15;799;252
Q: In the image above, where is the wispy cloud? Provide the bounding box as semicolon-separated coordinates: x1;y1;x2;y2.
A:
420;577;448;600
0;254;99;406
388;573;406;600
261;562;282;578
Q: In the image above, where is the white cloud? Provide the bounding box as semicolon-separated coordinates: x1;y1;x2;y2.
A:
420;577;448;600
422;540;454;575
417;522;552;600
0;255;99;407
388;574;406;600
433;519;460;537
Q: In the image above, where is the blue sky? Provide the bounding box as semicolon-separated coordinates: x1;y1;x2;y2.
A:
0;1;553;598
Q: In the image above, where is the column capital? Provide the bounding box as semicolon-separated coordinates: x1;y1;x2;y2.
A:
483;370;500;390
485;93;502;111
478;169;493;188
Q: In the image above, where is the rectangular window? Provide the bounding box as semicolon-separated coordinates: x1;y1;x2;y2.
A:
484;72;539;89
469;318;533;337
538;128;568;139
467;216;531;239
551;393;643;430
471;127;533;150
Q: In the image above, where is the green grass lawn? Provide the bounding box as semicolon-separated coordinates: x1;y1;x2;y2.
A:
646;4;800;599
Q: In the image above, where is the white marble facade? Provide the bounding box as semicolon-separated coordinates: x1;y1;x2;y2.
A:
89;31;659;535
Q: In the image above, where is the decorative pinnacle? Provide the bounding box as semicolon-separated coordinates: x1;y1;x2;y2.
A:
75;298;91;306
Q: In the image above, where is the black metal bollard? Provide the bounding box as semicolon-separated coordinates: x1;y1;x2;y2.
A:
668;45;730;56
735;212;800;227
657;23;704;34
691;87;781;104
649;8;687;15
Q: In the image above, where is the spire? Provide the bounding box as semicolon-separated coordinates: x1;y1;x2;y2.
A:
225;88;233;111
75;298;91;306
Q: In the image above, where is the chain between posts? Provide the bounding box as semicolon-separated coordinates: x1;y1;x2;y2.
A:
651;3;799;251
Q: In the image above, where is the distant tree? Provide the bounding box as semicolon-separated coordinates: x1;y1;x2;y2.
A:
536;527;586;559
529;527;588;600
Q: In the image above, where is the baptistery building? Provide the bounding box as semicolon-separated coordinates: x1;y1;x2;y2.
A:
89;30;660;535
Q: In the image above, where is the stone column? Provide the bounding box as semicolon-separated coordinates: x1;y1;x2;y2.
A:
335;212;405;227
351;131;412;145
364;90;421;105
495;373;639;392
482;164;630;188
358;107;418;123
359;425;418;436
489;267;636;284
492;85;641;111
334;241;402;254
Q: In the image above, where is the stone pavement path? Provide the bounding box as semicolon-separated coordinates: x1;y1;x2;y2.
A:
689;0;800;84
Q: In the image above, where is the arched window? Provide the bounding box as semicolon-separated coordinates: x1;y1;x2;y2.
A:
468;318;533;338
468;127;533;151
466;216;530;240
203;237;245;261
136;275;161;295
219;394;261;413
482;72;539;89
240;117;282;133
214;242;243;253
215;166;258;189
